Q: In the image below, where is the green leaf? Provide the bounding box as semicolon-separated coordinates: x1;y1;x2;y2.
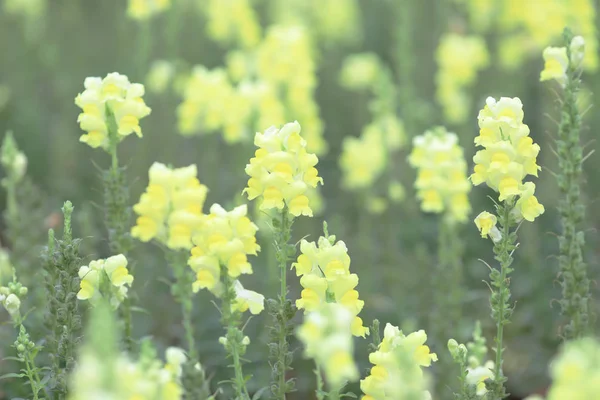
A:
0;372;25;380
252;387;269;400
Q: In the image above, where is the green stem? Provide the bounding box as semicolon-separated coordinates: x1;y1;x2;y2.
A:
221;266;250;399
105;108;134;351
315;363;325;400
169;250;197;360
267;206;296;400
489;201;515;399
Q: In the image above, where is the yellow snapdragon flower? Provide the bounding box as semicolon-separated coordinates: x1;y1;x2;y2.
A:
540;47;569;86
244;121;323;217
466;360;495;397
409;127;471;223
127;0;171;20
188;204;260;295
436;33;489;124
292;234;369;337
77;254;133;309
540;36;587;87
471;97;544;221
297;303;359;388
131;163;208;250
69;348;183;400
75;73;151;149
474;211;501;242
361;323;437;400
232;280;264;314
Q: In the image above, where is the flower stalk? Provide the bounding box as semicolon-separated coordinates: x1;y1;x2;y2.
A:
268;206;296;400
103;107;134;350
220;265;250;400
554;28;591;340
168;250;197;360
487;200;516;399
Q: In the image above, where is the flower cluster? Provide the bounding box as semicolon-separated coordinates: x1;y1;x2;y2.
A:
540;36;586;86
75;73;151;149
471;97;545;221
297;303;358;388
68;347;185;400
436;33;489;124
127;0;171;20
361;323;437;400
187;204;260;296
408;126;471;223
463;0;597;72
525;337;600;400
131;163;208;250
339;53;380;90
177;23;326;154
77;254;134;309
291;233;369;337
244;121;323;217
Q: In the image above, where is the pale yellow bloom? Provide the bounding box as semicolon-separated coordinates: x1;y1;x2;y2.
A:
474;211;501;242
127;0;171;20
540;47;568;86
77;255;133;309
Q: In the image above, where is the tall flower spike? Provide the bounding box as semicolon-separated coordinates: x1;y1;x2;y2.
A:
471;96;544;222
75;72;151;149
292;232;369;338
131;163;208;250
409;126;471;223
243;121;323;217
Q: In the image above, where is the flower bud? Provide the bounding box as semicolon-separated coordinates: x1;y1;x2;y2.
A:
4;293;20;316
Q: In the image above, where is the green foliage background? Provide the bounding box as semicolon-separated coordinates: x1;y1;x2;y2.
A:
0;1;599;399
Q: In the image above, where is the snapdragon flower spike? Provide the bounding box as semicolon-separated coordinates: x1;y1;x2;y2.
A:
75;72;151;149
361;323;437;400
77;254;134;309
188;204;260;295
297;303;359;388
244;121;323;217
408;126;471;223
292;234;369;337
471;97;544;222
131;163;208;250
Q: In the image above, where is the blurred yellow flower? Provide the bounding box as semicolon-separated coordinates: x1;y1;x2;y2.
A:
202;0;261;49
409;126;471;223
540;47;568;86
131;163;208;249
297;303;359;388
127;0;171;20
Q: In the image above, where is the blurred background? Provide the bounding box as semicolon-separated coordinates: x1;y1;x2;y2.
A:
0;0;599;399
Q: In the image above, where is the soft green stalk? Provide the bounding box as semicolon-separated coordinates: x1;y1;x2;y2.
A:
314;364;325;400
137;20;152;78
432;219;465;395
555;28;591;340
267;206;296;400
180;360;213;400
104;107;134;351
13;325;50;400
487;200;516;399
43;201;83;399
167;250;197;360
220;264;250;400
395;0;415;134
447;339;478;400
